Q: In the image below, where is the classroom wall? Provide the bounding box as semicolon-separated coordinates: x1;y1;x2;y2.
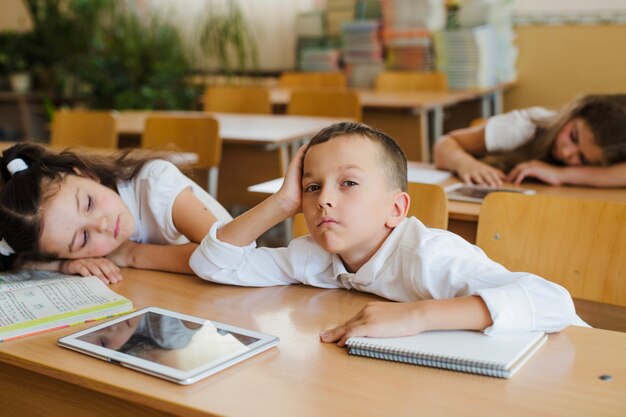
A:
504;24;626;111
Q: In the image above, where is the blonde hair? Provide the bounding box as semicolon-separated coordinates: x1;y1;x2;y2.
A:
484;94;626;172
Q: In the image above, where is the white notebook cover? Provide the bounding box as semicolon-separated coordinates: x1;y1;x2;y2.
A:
346;330;547;378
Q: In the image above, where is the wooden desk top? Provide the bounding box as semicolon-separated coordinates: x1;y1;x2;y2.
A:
114;111;347;146
270;83;513;111
1;269;624;417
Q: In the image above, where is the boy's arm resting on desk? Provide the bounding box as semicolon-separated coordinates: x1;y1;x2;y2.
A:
190;222;336;287
321;296;492;346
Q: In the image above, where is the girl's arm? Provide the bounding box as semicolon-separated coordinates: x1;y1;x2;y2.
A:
434;125;506;186
508;160;626;187
321;296;492;346
108;186;222;274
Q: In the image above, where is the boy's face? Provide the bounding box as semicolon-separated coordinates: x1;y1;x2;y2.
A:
301;135;403;271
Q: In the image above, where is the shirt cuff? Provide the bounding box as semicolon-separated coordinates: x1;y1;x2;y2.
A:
475;283;534;334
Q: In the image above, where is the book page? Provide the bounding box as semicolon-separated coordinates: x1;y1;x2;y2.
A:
0;276;127;327
0;271;80;291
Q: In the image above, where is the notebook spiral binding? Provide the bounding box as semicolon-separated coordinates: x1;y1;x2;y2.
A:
347;341;510;378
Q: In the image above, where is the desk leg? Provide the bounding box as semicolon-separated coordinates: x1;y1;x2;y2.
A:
481;94;492;119
431;106;444;157
418;110;430;162
279;144;290;176
208;166;219;198
493;89;503;114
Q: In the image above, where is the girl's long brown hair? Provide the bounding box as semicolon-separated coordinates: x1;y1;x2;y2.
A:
483;94;626;172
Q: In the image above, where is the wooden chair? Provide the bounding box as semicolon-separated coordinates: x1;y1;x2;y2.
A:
375;71;448;92
50;110;117;148
287;90;362;121
476;193;626;329
279;72;347;88
292;183;448;239
203;86;271;114
407;182;448;229
142;116;221;197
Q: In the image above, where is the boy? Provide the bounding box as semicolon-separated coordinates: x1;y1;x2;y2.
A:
190;122;581;346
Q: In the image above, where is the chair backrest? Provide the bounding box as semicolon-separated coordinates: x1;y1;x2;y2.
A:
279;72;347;88
142;116;221;169
476;193;626;307
51;110;117;148
287;90;362;121
407;182;448;229
292;213;308;239
203;86;271;114
375;71;448;92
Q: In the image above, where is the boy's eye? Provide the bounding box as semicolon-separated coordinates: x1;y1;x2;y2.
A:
342;180;358;187
304;184;320;192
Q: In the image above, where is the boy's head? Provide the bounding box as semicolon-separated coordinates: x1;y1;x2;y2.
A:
301;122;410;272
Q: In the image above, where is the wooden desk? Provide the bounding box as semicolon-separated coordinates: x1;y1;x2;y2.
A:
270;83;512;162
115;111;346;206
0;269;624;417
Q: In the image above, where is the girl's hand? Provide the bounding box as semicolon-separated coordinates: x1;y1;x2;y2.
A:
60;258;123;284
275;144;308;216
319;301;428;347
106;240;139;268
457;159;506;187
507;160;563;185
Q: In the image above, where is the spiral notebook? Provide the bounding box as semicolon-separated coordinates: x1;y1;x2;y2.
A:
346;330;547;379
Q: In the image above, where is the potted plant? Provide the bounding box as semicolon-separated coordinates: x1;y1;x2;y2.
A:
0;32;35;93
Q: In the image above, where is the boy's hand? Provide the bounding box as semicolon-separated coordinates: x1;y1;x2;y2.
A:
507;160;562;185
60;258;123;284
319;301;428;347
106;240;139;268
275;144;308;216
457;159;506;187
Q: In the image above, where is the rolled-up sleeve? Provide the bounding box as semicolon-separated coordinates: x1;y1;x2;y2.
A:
190;222;340;288
415;230;578;334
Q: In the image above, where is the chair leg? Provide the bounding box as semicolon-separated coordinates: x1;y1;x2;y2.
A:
208;167;219;198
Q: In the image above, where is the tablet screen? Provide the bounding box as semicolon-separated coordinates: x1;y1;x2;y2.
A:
76;311;259;372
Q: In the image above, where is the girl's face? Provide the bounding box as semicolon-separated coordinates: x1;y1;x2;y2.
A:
39;174;135;259
552;118;604;166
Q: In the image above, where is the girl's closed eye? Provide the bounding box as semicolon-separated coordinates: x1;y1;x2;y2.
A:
87;195;93;211
570;127;579;144
81;230;89;248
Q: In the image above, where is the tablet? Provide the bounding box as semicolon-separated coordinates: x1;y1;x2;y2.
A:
58;307;279;385
445;183;536;203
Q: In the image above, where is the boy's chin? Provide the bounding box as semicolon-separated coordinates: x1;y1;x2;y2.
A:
311;233;344;254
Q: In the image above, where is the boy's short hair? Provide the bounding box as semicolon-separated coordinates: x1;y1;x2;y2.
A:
307;122;408;192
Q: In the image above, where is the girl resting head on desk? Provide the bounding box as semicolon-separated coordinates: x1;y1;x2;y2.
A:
434;93;626;188
0;143;232;284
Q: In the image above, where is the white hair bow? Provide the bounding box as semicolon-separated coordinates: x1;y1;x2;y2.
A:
0;238;14;256
7;158;28;176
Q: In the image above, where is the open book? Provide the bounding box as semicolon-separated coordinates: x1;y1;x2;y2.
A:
0;271;133;342
346;330;547;378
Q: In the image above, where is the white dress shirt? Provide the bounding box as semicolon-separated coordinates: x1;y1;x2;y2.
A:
190;217;582;335
117;160;232;245
484;106;555;153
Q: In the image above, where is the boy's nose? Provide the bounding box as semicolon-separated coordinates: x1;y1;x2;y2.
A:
317;189;335;208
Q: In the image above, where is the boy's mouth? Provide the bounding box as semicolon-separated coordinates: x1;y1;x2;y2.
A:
317;217;339;227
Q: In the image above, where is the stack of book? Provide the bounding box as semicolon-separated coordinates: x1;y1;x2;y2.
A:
433;25;499;88
380;0;445;72
327;0;357;37
299;48;341;72
341;20;384;87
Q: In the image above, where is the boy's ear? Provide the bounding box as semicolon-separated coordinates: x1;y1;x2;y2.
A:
386;191;410;228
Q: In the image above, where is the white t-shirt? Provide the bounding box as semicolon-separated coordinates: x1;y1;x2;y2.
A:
117;160;232;245
484;107;555;152
190;217;585;335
